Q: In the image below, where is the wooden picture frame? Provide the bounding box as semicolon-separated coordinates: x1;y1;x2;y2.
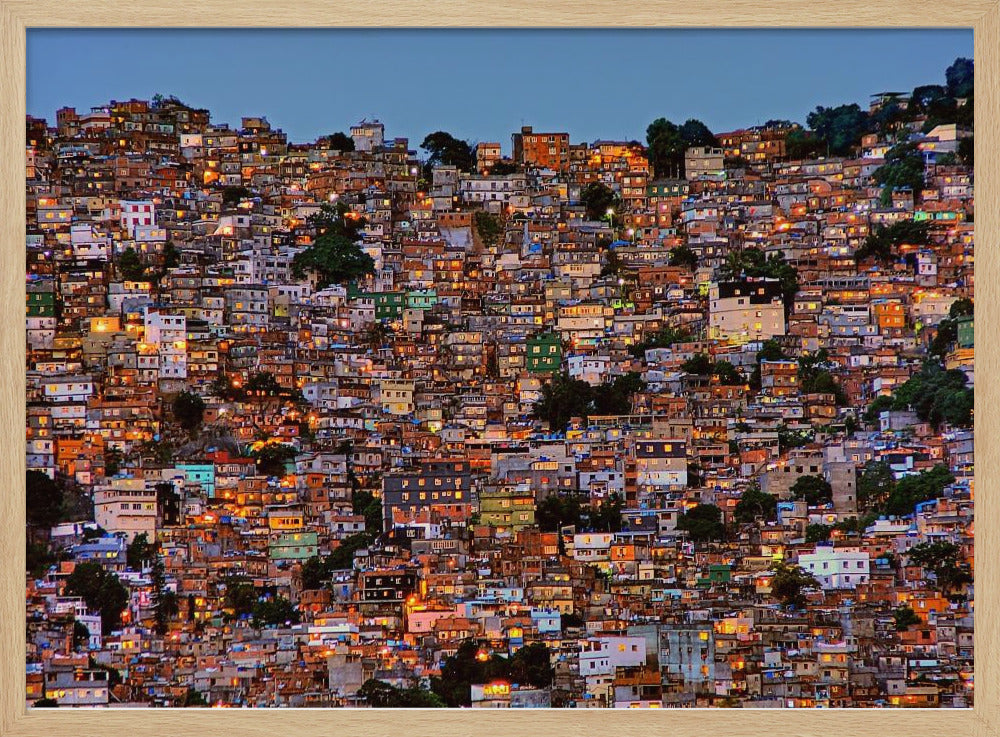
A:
1;2;996;736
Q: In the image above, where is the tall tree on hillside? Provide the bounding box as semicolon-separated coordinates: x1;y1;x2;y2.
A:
420;131;474;172
806;104;870;156
26;470;64;530
646;118;686;178
679;118;717;148
874;142;926;206
580;182;619;222
324;131;355;151
291;209;374;291
946;57;974;98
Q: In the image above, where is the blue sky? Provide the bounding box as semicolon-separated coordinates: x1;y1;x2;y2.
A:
28;29;972;150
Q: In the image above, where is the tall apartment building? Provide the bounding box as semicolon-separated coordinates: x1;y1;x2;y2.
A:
512;126;570;172
709;279;786;343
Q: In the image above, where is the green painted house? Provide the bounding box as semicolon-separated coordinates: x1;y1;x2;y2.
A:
406;289;438;311
26;290;56;318
268;531;319;562
957;315;974;348
348;287;405;319
526;333;562;373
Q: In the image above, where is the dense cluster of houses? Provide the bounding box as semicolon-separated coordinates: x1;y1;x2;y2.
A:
24;90;973;708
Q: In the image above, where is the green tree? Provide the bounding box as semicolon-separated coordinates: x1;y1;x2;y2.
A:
929;319;959;358
874;142;925;206
677;504;725;543
885;464;955;517
352;488;384;535
629;325;692;358
533;373;594;432
600;246;627;278
310;201;366;240
183;688;209;707
325;131;355;151
733;485;778;523
806;104;870;156
474;211;504;247
292;233;374;289
430;639;551;707
421;131;474;171
864;394;896;426
958;136;974;167
149;555;178;635
785;126;822;160
431;640;500;707
790;475;833;506
64;562;129;634
798;363;847;405
893;605;922;631
591;373;646;416
536;494;585;533
805;524;833;543
26;470;64;529
300;556;329;591
855;220;931;264
326;532;375;570
222;577;258;619
252;443;298;477
906;540;972;593
681;353;713;375
222;186;251;206
126;532;155;570
769;562;819;609
857;461;895;511
358;679;403;707
26;541;58;578
679;118;717;148
118;246;146;281
488;160;519;175
646;118;685;178
588;492;624;533
508;642;554;688
949;298;974;318
908;83;947;113
669;245;698;270
73;620;91;651
946;57;974;99
891;361;973;429
580;181;619;222
252;596;299;627
162;241;181;270
712;360;744;386
172;391;205;432
777;424;813;453
757;339;787;362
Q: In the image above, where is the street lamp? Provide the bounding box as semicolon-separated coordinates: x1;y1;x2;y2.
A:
606;207;615;232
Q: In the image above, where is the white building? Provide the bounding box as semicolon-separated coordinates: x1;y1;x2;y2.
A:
569;532;614;563
70;223;110;260
350;119;384;152
579;636;647;699
39;375;95;404
799;545;870;589
458;173;528;207
119;199;155;237
143;309;187;379
566;354;611;386
709;279;786;343
94;478;157;542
